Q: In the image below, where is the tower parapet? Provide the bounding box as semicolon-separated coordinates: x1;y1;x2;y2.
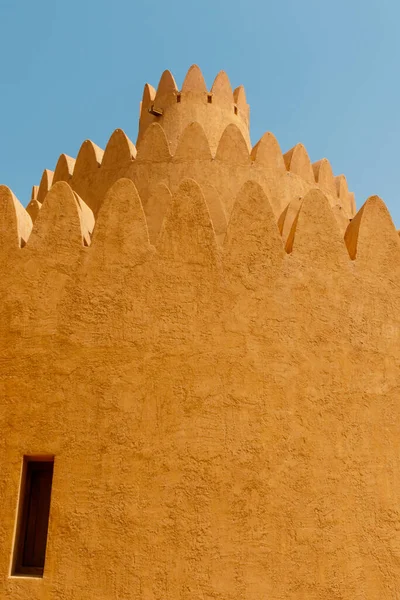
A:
138;65;251;154
19;66;357;233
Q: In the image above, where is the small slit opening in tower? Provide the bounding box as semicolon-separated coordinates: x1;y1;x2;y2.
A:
207;94;212;104
11;456;55;578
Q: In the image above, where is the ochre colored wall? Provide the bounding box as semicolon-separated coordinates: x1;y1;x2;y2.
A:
1;67;399;600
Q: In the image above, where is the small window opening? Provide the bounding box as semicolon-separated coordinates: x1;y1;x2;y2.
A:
176;93;181;103
12;457;54;577
234;105;238;115
207;94;212;104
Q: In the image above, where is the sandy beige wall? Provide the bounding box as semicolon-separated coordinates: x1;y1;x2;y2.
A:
1;178;400;599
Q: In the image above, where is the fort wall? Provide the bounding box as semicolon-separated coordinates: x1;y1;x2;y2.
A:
1;67;399;600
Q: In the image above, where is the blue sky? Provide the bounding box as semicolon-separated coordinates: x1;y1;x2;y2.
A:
1;0;399;224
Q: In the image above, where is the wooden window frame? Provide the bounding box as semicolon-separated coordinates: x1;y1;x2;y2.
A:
12;456;54;578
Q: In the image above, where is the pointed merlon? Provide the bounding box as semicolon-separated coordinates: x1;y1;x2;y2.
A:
181;65;207;93
0;185;33;249
233;86;248;112
158;178;218;267
74;192;95;246
283;144;314;183
136;122;172;162
174;122;212;161
224;181;284;284
347;191;356;217
215;124;250;165
138;83;158;145
211;71;233;100
251;132;285;172
91;178;150;261
26;181;84;254
31;185;39;201
344;195;400;270
141;83;156;110
144;182;172;245
102;129;137;169
72;140;104;179
53;154;76;184
312;158;336;196
285;189;348;267
335;174;348;199
156;70;178;97
335;174;356;217
26;199;42;223
37;169;54;204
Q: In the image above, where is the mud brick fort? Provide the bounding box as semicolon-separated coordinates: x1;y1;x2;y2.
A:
1;65;399;599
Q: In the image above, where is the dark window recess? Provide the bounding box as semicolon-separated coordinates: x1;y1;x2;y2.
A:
207;94;213;104
176;93;181;103
13;458;54;577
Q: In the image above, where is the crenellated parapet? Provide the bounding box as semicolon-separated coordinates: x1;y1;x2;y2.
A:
0;66;382;287
1;171;399;363
0;175;398;294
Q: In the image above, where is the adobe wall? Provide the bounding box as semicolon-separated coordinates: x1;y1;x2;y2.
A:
1;67;399;600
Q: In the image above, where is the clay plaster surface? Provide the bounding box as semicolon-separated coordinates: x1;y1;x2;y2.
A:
1;67;398;600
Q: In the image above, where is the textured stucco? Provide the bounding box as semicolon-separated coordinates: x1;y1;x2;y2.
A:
1;66;399;599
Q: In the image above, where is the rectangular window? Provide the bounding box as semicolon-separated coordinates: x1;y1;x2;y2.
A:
12;457;54;577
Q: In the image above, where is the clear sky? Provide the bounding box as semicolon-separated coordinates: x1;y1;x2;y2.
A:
1;0;399;224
